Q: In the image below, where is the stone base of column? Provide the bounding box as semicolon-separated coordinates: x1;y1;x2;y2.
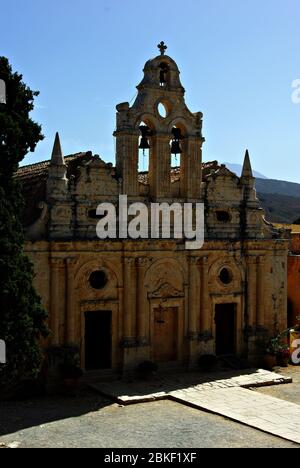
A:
187;339;202;370
122;340;151;378
198;339;215;356
247;329;269;367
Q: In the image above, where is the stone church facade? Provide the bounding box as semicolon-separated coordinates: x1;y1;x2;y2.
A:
18;44;289;372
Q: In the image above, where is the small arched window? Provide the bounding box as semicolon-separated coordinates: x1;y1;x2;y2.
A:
159;62;169;87
0;79;6;104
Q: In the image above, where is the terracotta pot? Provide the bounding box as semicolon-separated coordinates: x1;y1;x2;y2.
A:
264;354;277;370
277;356;290;367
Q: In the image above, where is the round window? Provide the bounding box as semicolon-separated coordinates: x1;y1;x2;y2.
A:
89;270;108;290
219;268;233;285
157;102;168;118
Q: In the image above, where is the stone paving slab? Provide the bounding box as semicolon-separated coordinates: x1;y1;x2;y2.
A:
170;387;300;445
89;368;300;445
90;369;292;404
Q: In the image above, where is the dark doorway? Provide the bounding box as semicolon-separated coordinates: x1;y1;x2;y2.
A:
215;303;236;356
84;311;112;370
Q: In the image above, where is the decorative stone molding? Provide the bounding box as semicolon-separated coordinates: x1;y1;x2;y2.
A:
187;331;199;341
198;331;214;342
120;337;137;349
136;336;150;347
148;282;184;299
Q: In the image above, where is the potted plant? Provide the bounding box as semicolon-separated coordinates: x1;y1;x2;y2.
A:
264;338;278;370
276;345;290;367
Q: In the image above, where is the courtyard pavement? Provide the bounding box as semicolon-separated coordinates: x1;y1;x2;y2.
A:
0;367;299;448
89;368;300;445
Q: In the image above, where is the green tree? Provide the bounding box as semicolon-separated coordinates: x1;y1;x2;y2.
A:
0;57;48;394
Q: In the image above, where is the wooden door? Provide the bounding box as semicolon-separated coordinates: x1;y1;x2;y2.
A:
153;307;178;362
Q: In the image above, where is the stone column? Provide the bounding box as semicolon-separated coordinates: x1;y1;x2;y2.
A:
181;137;203;200
150;135;171;199
188;257;201;339
247;256;257;330
200;257;210;334
66;257;77;344
50;258;63;345
116;133;139;197
188;257;201;368
122;257;138;372
256;256;265;327
136;257;150;345
123;257;137;345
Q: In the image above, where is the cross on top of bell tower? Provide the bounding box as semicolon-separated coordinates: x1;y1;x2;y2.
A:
157;41;167;55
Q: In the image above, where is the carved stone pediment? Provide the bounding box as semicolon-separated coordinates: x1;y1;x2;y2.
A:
148;282;184;299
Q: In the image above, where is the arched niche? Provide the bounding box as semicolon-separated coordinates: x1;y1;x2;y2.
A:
144;258;186;298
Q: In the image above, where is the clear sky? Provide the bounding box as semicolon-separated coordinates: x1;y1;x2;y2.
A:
1;0;299;182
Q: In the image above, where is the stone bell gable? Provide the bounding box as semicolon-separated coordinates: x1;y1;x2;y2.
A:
114;42;204;200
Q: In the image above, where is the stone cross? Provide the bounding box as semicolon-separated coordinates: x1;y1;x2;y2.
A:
157;41;167;55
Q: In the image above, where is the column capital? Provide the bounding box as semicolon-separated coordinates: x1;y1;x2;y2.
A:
136;257;152;268
247;255;258;265
188;256;203;266
124;257;136;267
257;255;267;265
50;257;64;268
65;257;78;266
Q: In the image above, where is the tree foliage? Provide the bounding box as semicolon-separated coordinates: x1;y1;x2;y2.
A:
0;57;48;393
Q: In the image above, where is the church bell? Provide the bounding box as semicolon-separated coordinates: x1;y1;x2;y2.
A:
171;127;183;155
139;125;151;151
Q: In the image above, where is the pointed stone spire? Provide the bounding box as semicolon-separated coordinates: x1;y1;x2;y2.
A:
241;149;253;178
51;132;65;166
47;132;67;199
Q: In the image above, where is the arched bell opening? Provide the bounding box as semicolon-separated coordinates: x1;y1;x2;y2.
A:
138;120;154;173
158;62;170;88
170;124;186;169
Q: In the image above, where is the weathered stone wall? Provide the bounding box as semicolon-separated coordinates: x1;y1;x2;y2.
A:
25;237;288;370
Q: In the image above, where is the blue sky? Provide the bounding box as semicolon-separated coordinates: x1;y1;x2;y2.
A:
1;0;299;182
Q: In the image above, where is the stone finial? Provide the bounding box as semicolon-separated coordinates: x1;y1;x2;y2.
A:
157;41;167;55
51;132;65;166
241;149;253;178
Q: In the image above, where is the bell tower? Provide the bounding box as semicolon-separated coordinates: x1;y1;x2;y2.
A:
114;42;204;200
